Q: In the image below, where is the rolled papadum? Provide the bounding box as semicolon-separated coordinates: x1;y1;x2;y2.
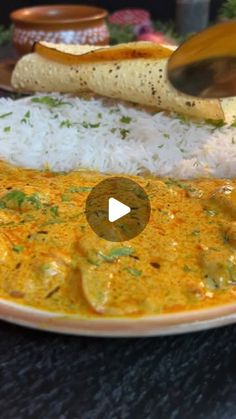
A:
11;41;236;123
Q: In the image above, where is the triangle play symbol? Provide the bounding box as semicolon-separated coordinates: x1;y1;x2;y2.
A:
108;197;131;223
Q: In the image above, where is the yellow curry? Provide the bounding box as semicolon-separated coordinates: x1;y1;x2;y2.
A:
0;160;236;317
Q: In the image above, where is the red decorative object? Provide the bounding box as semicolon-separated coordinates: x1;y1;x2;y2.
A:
137;32;176;46
109;8;153;36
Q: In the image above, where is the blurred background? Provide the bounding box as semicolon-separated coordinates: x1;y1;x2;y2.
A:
0;0;233;63
0;0;225;26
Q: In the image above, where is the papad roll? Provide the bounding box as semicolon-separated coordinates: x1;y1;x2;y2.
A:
11;41;236;123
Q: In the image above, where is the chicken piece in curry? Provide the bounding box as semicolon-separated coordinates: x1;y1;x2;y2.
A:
0;160;236;317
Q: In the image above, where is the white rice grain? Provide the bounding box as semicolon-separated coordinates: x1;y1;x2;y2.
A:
0;93;235;178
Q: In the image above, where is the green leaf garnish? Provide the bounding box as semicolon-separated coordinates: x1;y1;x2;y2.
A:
109;108;120;114
26;193;42;209
50;206;59;217
60;120;73;128
21;110;30;124
177;114;189;124
120;116;132;124
2;190;26;208
61;194;71;202
31;96;72;108
205;209;218;217
0;190;42;210
108;247;134;258
12;245;24;253
226;261;236;284
98;247;134;262
120;128;130;139
205;119;225;128
3;126;11;132
164;179;196;193
0;112;12;119
124;267;142;277
82;121;100;129
68;186;92;193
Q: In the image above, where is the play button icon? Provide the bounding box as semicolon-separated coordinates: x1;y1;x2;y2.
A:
108;198;131;222
85;177;150;242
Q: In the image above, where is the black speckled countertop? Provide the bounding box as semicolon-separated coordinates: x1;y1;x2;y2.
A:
0;321;236;419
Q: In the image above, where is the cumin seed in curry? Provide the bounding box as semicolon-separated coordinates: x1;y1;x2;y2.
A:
0;160;236;317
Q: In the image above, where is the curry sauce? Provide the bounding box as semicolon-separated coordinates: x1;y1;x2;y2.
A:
0;160;236;317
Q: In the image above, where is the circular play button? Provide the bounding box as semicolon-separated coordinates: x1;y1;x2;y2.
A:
85;177;151;242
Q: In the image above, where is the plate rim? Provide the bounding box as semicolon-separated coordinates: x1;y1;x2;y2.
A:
1;298;236;336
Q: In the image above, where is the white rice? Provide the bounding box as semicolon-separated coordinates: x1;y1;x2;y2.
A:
0;93;235;178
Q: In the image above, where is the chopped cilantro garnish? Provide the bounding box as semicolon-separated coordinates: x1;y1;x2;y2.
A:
0;190;42;210
177;114;189;124
31;96;72;108
60;120;73;128
26;193;42;209
12;245;24;253
158;144;164;148
98;247;134;262
120;116;132;124
205;119;225;128
205;209;218;217
108;247;134;258
2;190;26;208
61;194;71;202
68;186;92;193
3;126;11;132
50;206;59;217
226;261;236;283
97;252;114;262
124;267;142;277
204;276;219;290
0;112;12;119
21;110;31;124
82;121;100;129
120;128;130;139
163;133;170;138
87;257;100;266
164;178;196;193
109;108;120;114
97;113;102;119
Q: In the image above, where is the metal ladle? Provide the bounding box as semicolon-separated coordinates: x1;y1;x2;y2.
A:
167;21;236;98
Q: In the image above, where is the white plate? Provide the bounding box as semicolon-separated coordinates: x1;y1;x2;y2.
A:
1;298;236;336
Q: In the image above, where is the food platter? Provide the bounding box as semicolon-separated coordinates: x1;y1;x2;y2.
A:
0;40;236;336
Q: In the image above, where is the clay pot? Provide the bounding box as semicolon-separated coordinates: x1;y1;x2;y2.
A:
10;5;109;56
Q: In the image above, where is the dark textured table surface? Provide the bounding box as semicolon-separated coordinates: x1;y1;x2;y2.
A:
1;45;236;419
0;321;236;419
